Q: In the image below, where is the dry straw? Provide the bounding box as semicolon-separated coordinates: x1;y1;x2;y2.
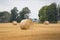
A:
44;21;49;25
12;21;17;25
20;19;33;30
57;21;60;24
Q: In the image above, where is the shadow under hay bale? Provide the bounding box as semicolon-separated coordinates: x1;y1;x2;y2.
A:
20;19;33;30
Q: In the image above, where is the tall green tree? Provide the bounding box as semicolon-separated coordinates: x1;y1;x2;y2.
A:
10;7;18;22
56;5;60;21
58;5;60;15
38;6;48;22
47;3;57;23
38;3;58;23
17;7;30;22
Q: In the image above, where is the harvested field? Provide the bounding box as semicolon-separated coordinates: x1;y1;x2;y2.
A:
0;23;60;40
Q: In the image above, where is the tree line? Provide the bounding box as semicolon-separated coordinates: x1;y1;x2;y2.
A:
0;2;60;23
0;7;30;23
38;3;60;23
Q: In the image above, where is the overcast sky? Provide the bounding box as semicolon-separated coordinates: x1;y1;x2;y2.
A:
0;0;60;19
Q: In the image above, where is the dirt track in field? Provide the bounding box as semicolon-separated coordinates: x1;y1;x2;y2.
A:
0;23;60;40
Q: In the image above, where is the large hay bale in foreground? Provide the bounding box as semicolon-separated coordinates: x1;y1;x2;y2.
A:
57;21;60;24
44;21;49;25
12;21;17;25
20;19;33;30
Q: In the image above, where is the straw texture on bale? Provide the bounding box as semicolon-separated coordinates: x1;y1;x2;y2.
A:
44;21;49;25
12;21;17;25
20;19;33;30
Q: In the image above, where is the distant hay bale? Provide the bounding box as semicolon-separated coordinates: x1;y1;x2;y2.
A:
20;19;33;30
44;21;49;25
12;21;17;25
57;21;60;24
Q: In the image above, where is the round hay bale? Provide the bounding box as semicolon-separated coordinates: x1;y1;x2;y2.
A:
20;19;33;30
57;21;60;24
44;21;49;25
12;21;17;25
